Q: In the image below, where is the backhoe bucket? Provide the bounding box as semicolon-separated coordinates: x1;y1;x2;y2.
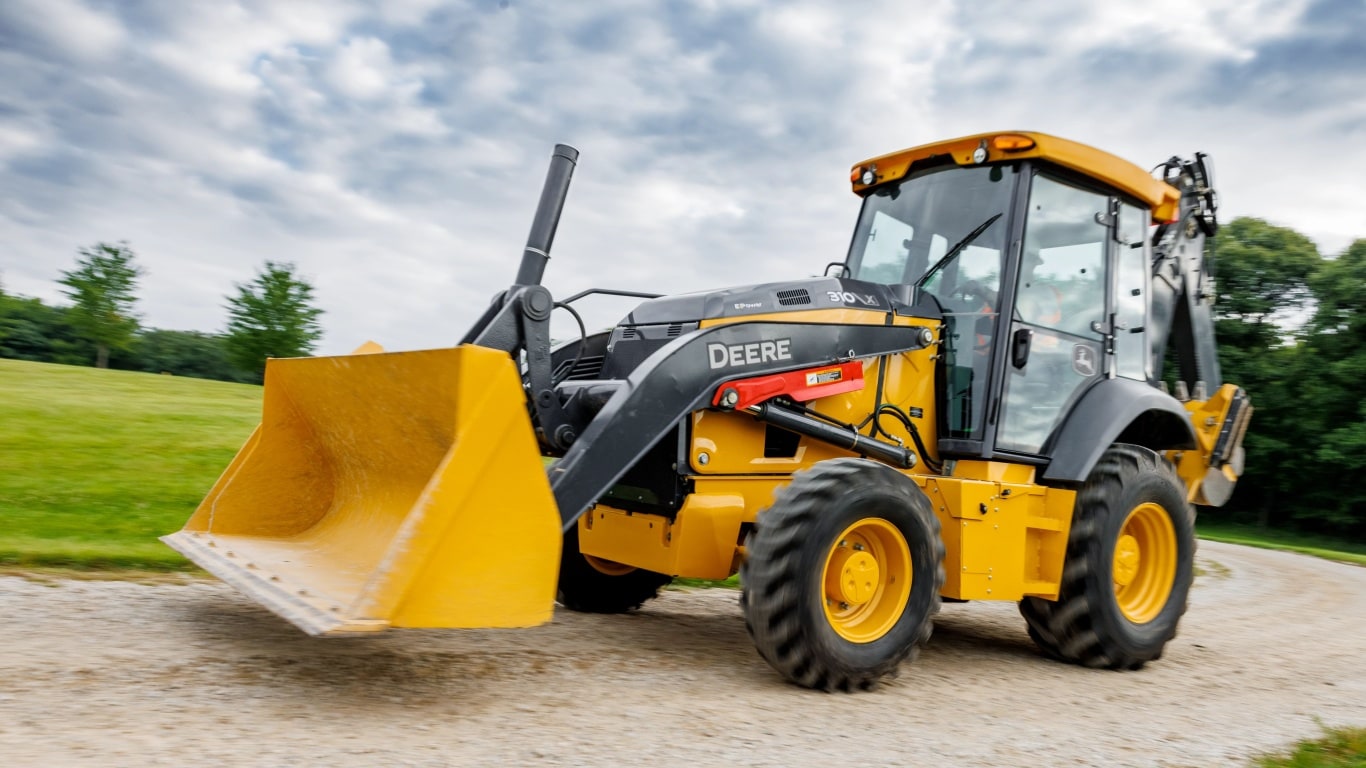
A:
161;345;562;635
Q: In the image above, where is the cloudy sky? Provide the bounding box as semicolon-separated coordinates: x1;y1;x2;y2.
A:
2;0;1363;354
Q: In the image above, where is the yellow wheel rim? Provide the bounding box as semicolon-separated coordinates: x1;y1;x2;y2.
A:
821;518;912;643
1113;502;1177;624
584;554;636;576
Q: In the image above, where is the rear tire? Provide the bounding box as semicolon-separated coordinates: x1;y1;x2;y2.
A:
741;458;944;691
1019;444;1195;669
557;523;672;613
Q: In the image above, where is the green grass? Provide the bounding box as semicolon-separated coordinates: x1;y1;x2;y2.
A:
672;574;740;590
0;359;260;570
1198;521;1366;567
5;355;1366;577
1254;726;1366;767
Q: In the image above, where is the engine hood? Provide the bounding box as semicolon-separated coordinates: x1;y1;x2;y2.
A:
617;277;939;326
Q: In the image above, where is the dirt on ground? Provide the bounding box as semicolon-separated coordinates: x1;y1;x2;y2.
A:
1;540;1363;767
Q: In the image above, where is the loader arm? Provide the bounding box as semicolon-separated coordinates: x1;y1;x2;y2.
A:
547;320;933;528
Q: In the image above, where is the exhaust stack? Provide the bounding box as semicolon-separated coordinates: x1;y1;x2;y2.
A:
514;144;579;286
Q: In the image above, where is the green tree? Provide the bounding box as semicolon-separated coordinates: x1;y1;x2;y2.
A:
136;329;247;382
224;261;324;383
1;293;78;363
1211;218;1320;360
57;242;143;368
1300;238;1366;533
1205;219;1323;529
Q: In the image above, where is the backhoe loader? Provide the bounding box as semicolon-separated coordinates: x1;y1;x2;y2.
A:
164;131;1250;691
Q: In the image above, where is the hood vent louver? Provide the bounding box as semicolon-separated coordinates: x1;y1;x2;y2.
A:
554;354;606;382
777;289;812;306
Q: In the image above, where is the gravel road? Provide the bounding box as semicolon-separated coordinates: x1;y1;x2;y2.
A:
1;540;1363;767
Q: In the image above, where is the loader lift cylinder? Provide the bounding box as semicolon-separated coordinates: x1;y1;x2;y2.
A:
746;401;918;469
515;144;579;286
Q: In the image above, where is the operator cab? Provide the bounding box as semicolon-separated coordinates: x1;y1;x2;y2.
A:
844;140;1155;465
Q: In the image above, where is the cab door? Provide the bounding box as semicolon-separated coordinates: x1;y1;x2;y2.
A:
995;173;1111;454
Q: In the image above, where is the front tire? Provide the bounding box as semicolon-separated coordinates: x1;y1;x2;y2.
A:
741;458;944;691
1019;444;1195;669
557;523;672;613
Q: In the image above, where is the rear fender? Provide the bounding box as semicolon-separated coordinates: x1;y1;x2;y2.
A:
1041;378;1196;483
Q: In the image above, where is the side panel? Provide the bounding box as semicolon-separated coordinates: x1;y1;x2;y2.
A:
577;477;784;580
919;471;1075;601
578;468;1075;601
690;320;940;476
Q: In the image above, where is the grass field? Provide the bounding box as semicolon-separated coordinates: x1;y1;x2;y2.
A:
4;356;1365;576
1197;522;1366;567
1253;726;1366;768
0;359;259;569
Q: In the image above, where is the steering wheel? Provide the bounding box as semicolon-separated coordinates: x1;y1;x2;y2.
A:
945;279;998;353
954;279;998;309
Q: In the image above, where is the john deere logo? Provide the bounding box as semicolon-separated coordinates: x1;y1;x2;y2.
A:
1072;344;1097;377
708;339;792;369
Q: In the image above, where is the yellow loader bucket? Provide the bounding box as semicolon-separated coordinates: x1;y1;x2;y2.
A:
161;344;562;635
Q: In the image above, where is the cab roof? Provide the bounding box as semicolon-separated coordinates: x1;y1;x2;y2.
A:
850;131;1181;223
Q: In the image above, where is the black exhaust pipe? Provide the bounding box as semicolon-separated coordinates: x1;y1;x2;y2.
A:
514;144;579;286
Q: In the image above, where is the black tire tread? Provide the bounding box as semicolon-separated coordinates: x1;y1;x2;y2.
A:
741;458;945;691
557;524;672;614
1019;444;1195;669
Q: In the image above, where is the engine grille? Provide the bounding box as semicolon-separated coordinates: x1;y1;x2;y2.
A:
553;354;605;381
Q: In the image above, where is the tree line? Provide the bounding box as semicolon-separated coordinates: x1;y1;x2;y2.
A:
0;242;321;384
2;222;1363;537
1209;219;1366;538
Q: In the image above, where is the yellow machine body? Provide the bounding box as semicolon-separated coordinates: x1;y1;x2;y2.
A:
161;344;562;635
576;308;1079;601
167;132;1243;644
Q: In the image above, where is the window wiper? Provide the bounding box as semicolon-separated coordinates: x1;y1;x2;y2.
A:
915;213;1003;287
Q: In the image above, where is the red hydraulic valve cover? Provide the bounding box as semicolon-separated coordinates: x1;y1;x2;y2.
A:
712;361;865;411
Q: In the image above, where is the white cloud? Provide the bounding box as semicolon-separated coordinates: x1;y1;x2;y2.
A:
0;121;45;162
327;37;396;101
0;0;1362;358
0;0;125;61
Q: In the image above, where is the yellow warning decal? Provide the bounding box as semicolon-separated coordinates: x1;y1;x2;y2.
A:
805;368;844;386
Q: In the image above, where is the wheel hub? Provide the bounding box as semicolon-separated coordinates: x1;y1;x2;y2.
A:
1112;502;1177;624
1113;534;1140;587
826;549;880;605
821;519;912;643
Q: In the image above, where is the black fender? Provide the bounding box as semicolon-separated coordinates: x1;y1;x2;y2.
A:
1041;378;1196;484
